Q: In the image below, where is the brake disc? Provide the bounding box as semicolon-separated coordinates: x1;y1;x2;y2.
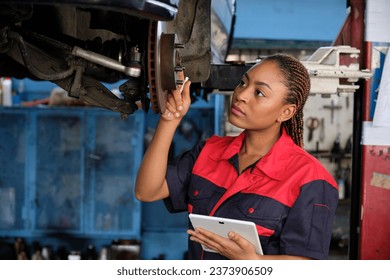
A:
147;21;184;114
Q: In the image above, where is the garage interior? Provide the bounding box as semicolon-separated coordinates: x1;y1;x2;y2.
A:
0;0;389;260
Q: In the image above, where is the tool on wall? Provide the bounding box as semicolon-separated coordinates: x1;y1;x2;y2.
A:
330;132;342;163
319;118;325;142
306;117;320;142
323;100;342;124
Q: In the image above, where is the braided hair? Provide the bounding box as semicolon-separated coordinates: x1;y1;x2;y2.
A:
262;54;310;148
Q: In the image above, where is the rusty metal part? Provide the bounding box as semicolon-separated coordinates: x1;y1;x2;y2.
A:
147;21;160;113
147;21;184;114
160;33;182;91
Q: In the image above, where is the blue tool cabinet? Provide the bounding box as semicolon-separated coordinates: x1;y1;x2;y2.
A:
0;107;144;240
0;78;224;259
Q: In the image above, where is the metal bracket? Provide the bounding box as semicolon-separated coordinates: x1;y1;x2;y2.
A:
204;46;372;96
302;45;372;96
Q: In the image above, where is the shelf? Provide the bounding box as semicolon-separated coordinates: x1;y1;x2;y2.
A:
308;151;352;160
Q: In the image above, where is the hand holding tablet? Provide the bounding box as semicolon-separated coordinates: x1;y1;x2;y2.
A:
189;213;263;255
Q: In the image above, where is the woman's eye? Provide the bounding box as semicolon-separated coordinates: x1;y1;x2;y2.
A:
239;80;247;87
256;90;265;97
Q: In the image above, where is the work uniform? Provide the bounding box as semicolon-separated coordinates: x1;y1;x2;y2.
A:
164;129;339;260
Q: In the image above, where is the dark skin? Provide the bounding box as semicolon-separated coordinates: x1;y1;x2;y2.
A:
187;61;310;260
136;63;311;260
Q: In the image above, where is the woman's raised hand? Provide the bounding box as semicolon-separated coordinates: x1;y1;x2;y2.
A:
160;71;191;122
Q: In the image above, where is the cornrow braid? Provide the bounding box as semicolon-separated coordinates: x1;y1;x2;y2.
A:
262;54;310;148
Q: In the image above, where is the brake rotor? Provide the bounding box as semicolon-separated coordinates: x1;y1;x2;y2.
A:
147;21;183;113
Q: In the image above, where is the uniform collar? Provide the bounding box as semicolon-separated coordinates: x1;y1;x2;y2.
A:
219;131;246;160
211;128;295;181
255;128;294;180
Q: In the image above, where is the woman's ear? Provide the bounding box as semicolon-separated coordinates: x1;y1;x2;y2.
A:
278;104;297;123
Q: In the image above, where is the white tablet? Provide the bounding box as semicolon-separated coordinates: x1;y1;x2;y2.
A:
189;213;263;255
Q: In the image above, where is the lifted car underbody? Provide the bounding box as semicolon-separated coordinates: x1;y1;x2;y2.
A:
0;0;234;118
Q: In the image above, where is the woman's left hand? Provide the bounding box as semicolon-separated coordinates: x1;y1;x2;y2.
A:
187;228;260;260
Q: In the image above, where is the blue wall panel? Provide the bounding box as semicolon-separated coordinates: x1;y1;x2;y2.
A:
234;0;346;41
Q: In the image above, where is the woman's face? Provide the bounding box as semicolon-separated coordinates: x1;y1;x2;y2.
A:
228;61;290;131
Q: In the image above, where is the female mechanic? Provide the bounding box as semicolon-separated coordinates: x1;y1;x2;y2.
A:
135;54;339;260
